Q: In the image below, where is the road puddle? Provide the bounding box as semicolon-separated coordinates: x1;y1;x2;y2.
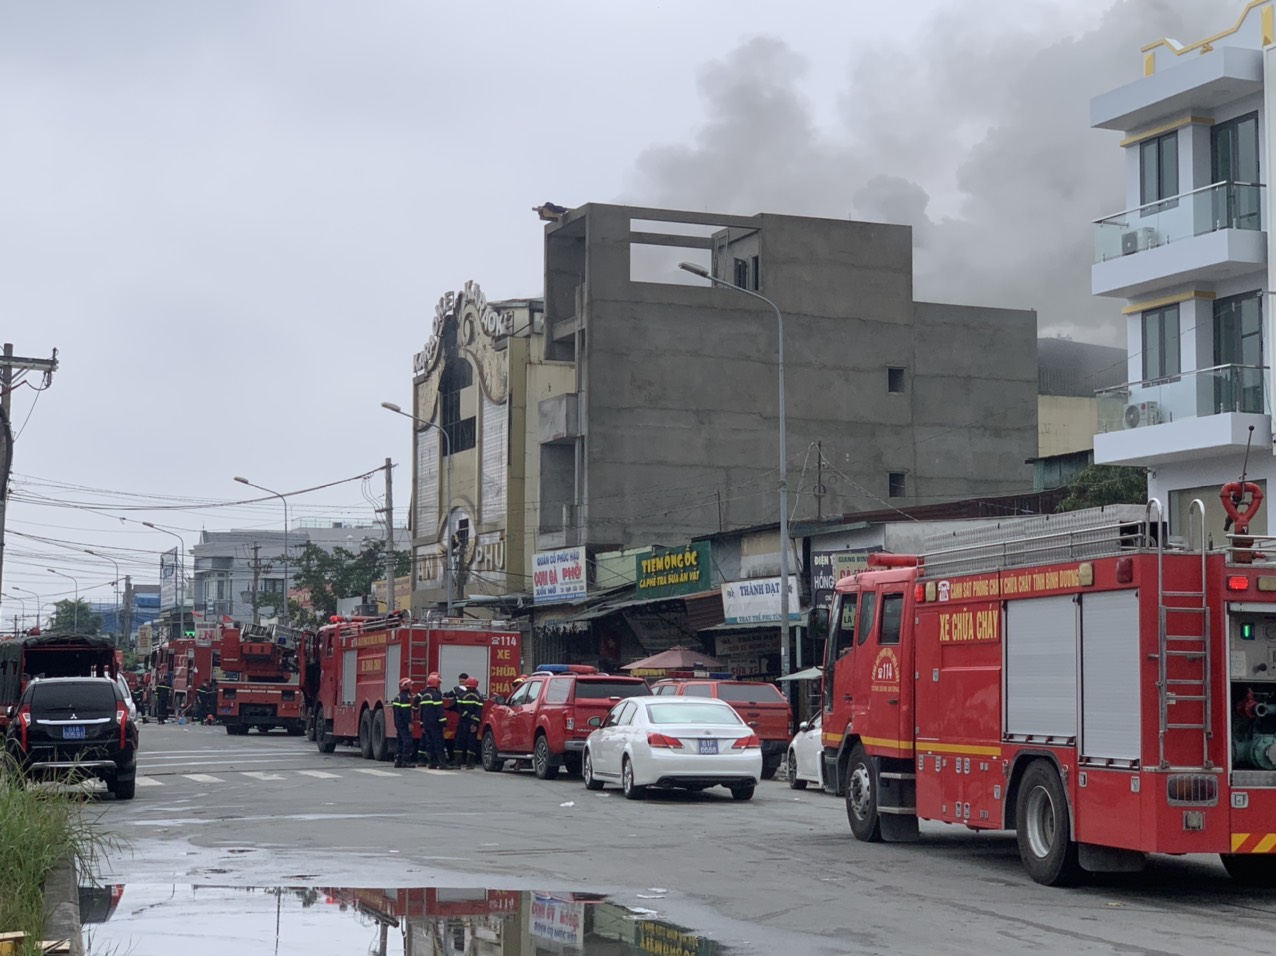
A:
82;883;731;954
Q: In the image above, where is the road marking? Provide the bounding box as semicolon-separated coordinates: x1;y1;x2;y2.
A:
183;774;225;783
353;768;399;777
136;777;164;787
415;768;454;776
296;770;340;779
241;771;286;781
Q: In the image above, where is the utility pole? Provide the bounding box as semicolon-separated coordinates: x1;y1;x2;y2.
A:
250;543;262;625
121;575;134;650
383;457;396;613
815;440;825;520
0;342;59;595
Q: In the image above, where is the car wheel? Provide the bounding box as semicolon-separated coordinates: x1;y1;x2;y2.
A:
108;773;136;800
787;750;807;790
315;704;336;754
730;784;755;801
1221;854;1276;885
1016;760;1082;887
846;743;881;842
371;708;391;761
583;750;604;791
481;730;501;772
621;757;645;800
761;754;781;781
533;734;560;780
358;710;374;759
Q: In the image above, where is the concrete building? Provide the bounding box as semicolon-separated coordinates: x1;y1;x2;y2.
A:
1090;0;1274;537
1031;338;1127;490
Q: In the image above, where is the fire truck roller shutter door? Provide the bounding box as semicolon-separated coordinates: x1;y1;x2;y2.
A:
439;645;492;693
385;643;403;703
1005;595;1078;739
1079;591;1141;763
342;650;358;706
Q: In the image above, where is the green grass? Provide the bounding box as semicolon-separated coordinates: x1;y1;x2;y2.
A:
0;754;119;954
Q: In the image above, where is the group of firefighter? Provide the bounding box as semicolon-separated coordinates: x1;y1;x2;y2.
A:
391;672;485;769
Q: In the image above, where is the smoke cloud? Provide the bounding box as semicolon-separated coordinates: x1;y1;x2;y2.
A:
625;0;1232;346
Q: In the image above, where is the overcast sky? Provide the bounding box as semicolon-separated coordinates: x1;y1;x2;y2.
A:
0;0;1233;620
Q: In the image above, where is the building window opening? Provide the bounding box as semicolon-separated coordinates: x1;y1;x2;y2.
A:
440;318;476;455
887;367;906;394
1140;131;1178;209
1141;304;1181;382
888;472;906;498
733;258;749;289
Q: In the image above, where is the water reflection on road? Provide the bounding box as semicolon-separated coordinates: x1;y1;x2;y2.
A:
84;884;731;955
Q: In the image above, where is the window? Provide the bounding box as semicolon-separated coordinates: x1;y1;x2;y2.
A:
887;367;905;394
733;258;749;289
648;702;742;725
1140;131;1178;207
1142;305;1181;382
522;679;544;703
716;683;786;704
1213;293;1264;413
830;593;858;660
857;591;878;646
545;678;571;704
880;593;904;645
575;681;649;700
888;472;906;498
683;683;713;697
262;578;283;594
614;701;636;726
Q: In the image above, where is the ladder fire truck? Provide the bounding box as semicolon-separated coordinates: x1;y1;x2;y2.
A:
216;623;311;735
305;610;521;761
821;490;1276;885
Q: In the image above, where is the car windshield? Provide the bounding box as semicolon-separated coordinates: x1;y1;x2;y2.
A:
715;683;786;704
575;681;649;700
646;702;743;726
29;682;116;713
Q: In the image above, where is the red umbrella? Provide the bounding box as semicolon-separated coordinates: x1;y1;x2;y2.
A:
621;646;726;672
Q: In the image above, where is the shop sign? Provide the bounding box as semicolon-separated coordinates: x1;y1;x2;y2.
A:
810;550;873;609
635;542;711;599
530;895;584;947
533;546;586;604
721;576;801;624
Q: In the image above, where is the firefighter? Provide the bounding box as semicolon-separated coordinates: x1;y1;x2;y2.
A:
156;672;173;725
391;678;417;768
442;672;467;763
455;676;484;769
417;673;451;769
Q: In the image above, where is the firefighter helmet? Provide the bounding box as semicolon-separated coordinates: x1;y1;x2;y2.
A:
511;674;529;687
399;678;412;690
426;674;442;688
465;677;479;689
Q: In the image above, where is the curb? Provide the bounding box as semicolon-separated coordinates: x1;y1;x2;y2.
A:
42;855;82;956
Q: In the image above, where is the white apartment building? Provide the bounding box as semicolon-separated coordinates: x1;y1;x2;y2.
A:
1091;0;1276;539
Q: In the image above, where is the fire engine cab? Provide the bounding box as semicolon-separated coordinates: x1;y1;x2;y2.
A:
822;495;1276;885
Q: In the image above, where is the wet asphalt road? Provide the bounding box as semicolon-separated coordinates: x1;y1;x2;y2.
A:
87;722;1276;956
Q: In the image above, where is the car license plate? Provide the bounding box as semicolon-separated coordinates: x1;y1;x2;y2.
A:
698;738;718;755
62;725;86;740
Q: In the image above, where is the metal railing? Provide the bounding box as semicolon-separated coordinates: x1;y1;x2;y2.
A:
1094;181;1265;263
1095;363;1269;432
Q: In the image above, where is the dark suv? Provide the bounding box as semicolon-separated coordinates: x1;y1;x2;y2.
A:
4;676;139;799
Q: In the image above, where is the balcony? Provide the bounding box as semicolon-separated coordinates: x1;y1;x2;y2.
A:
1093;364;1270;466
1092;182;1266;299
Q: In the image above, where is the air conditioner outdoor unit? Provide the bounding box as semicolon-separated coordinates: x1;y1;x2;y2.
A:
1124;401;1162;428
1121;227;1158;255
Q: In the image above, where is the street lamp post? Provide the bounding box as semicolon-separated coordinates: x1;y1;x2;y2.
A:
12;586;39;628
382;401;453;615
46;568;80;631
234;477;290;624
84;548;121;642
2;592;26;636
678;261;794;678
143;521;186;636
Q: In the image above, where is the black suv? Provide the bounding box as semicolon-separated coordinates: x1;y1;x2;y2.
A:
4;676;139;799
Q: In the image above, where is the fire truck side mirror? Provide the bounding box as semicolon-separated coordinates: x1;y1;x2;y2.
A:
810;607;830;638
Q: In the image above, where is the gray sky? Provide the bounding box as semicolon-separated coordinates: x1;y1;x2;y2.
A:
0;0;1231;618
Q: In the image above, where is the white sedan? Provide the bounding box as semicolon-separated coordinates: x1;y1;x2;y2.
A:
582;696;762;800
787;713;824;790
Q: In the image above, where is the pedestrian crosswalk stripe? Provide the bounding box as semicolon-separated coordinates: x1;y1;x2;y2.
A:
296;770;340;779
136;777;164;787
416;768;454;776
353;768;398;777
241;771;286;781
183;774;225;783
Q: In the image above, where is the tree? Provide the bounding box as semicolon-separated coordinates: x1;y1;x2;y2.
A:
1056;464;1148;512
46;599;103;636
267;541;410;627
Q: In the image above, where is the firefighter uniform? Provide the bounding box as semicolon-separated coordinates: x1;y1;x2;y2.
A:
455;679;484;769
417;679;450;768
156;675;173;725
391;682;416;768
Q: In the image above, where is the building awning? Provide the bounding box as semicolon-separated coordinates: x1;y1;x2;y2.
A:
699;612;809;634
776;665;823;682
563;589;720;624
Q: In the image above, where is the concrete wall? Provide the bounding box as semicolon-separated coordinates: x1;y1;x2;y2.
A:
1039;395;1100;457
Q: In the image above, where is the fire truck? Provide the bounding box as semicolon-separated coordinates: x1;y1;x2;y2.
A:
152;630;218;715
305;610;521;761
217;623;311;735
821;493;1276;885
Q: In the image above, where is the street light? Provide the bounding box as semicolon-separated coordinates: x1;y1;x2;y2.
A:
382;401;453;614
11;586;40;627
46;568;80;631
234;477;290;623
2;591;26;636
142;522;186;633
678;260;794;678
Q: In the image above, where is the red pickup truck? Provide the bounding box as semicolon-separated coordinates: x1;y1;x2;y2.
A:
650;678;792;780
480;665;650;779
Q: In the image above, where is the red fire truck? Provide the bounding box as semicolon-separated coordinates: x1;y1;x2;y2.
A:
306;610;521;761
153;630;218;715
821;495;1276;885
217;623;311;735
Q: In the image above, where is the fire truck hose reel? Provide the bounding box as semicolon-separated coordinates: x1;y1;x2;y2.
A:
1221;481;1264;535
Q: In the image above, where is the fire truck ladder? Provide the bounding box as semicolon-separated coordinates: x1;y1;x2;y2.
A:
1150;498;1212;770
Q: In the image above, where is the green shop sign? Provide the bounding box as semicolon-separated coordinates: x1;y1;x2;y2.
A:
635;542;712;598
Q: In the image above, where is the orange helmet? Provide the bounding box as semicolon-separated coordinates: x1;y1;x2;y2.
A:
399;678;412;690
464;677;479;689
511;674;529;687
426;674;441;689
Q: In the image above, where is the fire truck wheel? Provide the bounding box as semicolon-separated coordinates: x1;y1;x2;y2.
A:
845;744;882;842
583;750;604;790
225;725;248;736
787;750;807;790
371;708;391;761
533;734;560;780
358;710;374;760
1015;760;1082;886
621;757;646;800
315;704;336;754
481;730;502;772
1221;853;1276;885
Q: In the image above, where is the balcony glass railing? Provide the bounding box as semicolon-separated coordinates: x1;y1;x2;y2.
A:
1096;364;1269;432
1093;182;1265;263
